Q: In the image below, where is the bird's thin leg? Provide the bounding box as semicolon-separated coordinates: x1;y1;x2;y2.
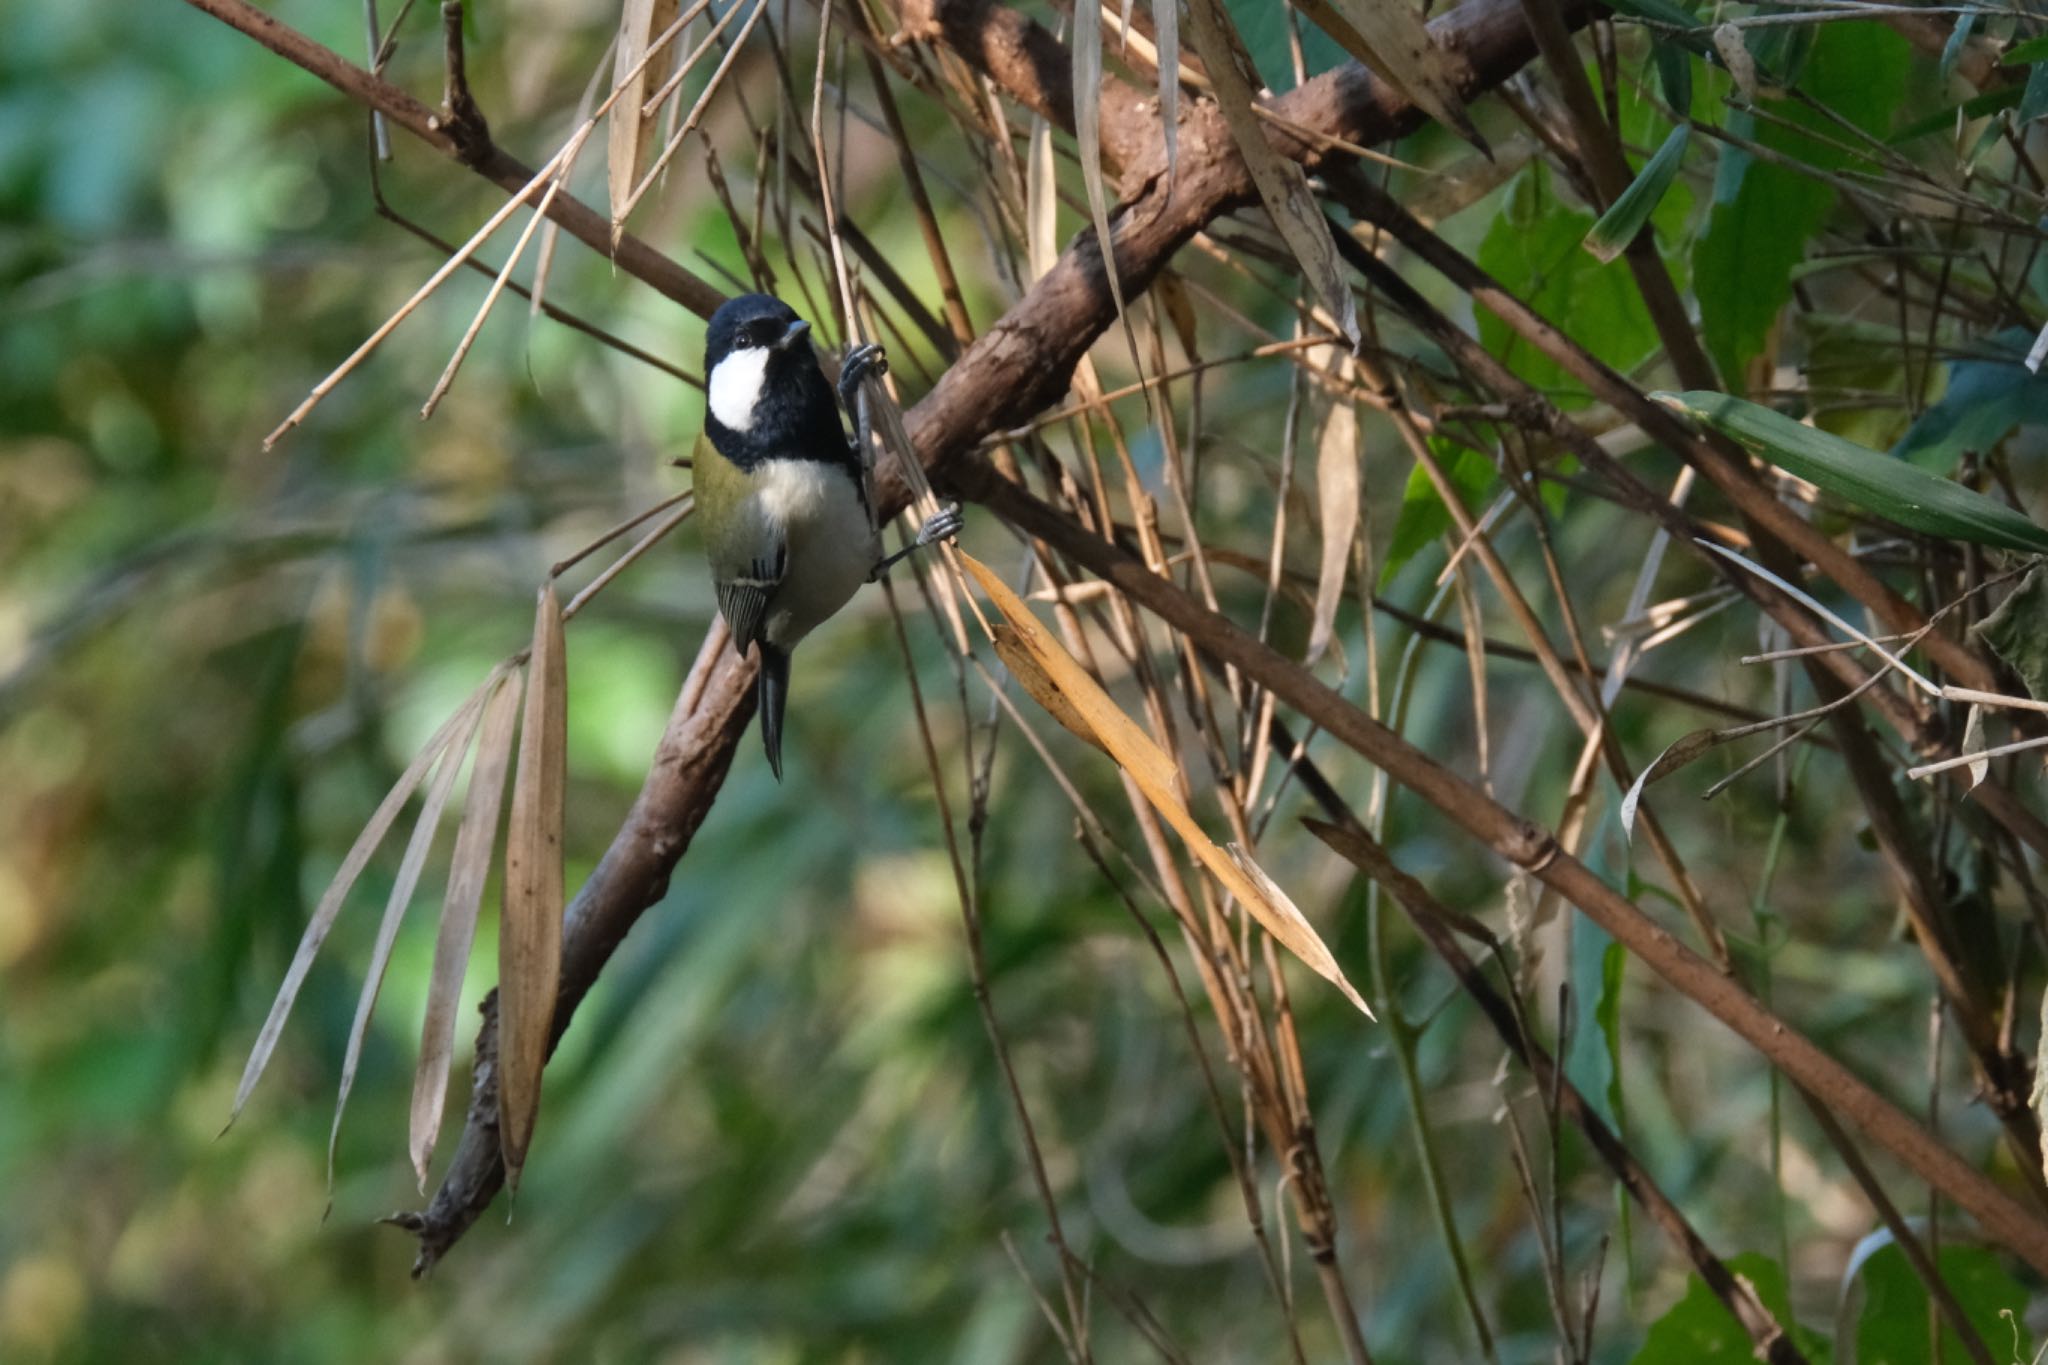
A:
870;504;964;579
838;342;887;430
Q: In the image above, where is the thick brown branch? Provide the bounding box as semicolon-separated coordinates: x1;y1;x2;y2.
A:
349;0;1584;1270
964;472;2048;1280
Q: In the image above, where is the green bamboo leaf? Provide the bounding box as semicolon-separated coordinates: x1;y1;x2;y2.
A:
2004;31;2048;65
1657;390;2048;555
1583;125;1690;263
1891;85;2022;143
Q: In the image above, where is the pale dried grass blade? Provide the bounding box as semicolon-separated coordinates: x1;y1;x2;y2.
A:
1292;0;1480;148
421;121;598;420
227;677;496;1128
959;553;1372;1016
1307;372;1360;664
1027;113;1058;281
498;583;569;1190
533;36;618;320
409;669;523;1189
1152;0;1180;177
1183;0;1360;348
609;0;681;226
328;680;495;1189
1962;703;1989;791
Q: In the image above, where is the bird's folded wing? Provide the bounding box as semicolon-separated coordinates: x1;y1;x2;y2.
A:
715;549;783;653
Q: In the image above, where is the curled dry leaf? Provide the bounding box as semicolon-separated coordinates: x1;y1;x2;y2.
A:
1619;727;1730;840
609;0;681;227
499;583;569;1190
960;552;1373;1016
409;668;524;1190
227;674;499;1128
1183;0;1360;349
329;682;495;1190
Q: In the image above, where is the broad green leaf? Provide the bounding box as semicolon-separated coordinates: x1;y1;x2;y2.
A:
1479;166;1667;409
1652;39;1694;116
1566;792;1630;1128
2005;31;2048;65
1380;440;1497;586
1659;390;2048;555
1894;327;2048;473
1974;565;2048;702
1852;1243;2029;1364
1632;1253;1827;1362
2024;61;2048;126
1694;23;1910;385
1584;125;1691;263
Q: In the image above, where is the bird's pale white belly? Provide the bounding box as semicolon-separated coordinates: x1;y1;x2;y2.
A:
749;459;879;650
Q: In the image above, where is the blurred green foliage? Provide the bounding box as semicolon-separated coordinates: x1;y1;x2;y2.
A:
3;1;2043;1362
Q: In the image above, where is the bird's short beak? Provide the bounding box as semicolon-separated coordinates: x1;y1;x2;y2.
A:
774;319;811;352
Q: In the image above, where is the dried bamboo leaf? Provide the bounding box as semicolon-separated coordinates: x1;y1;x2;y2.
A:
1307;369;1360;664
409;669;523;1189
609;0;681;226
1073;0;1134;324
1152;0;1180;177
992;624;1109;759
1183;0;1360;348
960;553;1372;1016
328;684;493;1189
1292;0;1481;148
498;584;569;1190
1962;703;1989;791
227;678;496;1127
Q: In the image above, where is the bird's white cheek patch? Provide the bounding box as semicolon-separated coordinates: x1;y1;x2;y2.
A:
709;346;771;432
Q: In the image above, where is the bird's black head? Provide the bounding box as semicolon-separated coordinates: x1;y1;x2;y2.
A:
701;293;846;470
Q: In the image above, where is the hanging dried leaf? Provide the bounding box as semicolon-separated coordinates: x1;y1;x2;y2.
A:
498;584;569;1190
226;677;497;1128
328;685;493;1190
609;0;681;227
1073;0;1133;319
1307;363;1360;663
409;668;523;1189
1152;0;1181;178
1183;0;1360;349
992;624;1109;759
960;552;1373;1016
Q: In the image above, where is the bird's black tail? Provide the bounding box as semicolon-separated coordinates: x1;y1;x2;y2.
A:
756;645;790;781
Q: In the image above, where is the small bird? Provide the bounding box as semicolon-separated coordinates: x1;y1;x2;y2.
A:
692;293;960;778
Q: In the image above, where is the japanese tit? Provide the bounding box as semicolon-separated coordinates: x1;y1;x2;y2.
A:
692;293;961;779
